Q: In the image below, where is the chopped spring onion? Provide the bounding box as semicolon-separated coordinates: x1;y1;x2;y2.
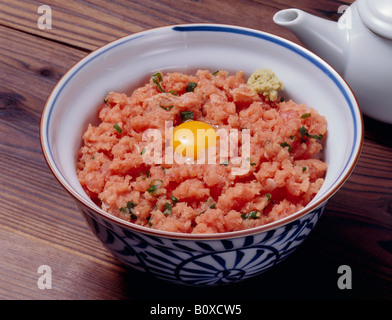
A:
266;193;272;201
171;195;179;205
119;201;137;220
160;105;174;111
180;111;194;122
113;123;122;133
299;125;323;142
307;133;324;140
147;179;163;194
138;171;150;178
220;160;229;166
280;141;292;152
241;211;260;219
152;72;178;95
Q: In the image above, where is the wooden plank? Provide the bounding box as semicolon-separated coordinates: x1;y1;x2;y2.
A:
1;0;351;51
0;26;127;297
0;224;129;300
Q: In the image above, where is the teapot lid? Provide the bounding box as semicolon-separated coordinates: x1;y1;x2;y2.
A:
357;0;392;39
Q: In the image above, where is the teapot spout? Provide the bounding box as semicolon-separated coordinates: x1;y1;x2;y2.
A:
273;9;346;74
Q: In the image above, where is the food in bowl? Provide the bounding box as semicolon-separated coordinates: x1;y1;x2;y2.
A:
76;69;327;234
42;24;362;286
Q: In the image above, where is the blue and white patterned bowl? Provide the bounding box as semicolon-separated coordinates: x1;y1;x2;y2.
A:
40;24;363;286
80;201;324;285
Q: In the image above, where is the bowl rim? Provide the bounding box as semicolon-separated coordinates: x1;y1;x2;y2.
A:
40;23;364;241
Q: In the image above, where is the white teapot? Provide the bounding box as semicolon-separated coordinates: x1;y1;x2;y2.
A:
273;0;392;124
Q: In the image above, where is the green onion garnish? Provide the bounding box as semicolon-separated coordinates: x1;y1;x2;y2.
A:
241;211;260;219
300;113;311;119
162;203;172;216
266;193;272;201
299;125;323;142
147;179;163;194
171;195;179;205
160;105;174;111
152;72;178;95
220;160;229;166
307;133;324;140
138;171;150;178
280;142;292;152
299;126;307;143
113;123;122;133
119;201;137;220
180;111;194;122
152;72;164;92
299;125;307;137
186;82;197;92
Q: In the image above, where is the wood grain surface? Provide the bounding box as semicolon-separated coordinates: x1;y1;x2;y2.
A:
1;0;391;302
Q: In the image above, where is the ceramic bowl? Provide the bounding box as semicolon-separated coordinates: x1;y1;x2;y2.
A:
40;24;363;286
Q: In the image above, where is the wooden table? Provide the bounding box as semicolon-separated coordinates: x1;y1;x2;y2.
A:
1;0;391;301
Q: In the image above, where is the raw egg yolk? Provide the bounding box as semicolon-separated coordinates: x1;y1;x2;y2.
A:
171;121;217;159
